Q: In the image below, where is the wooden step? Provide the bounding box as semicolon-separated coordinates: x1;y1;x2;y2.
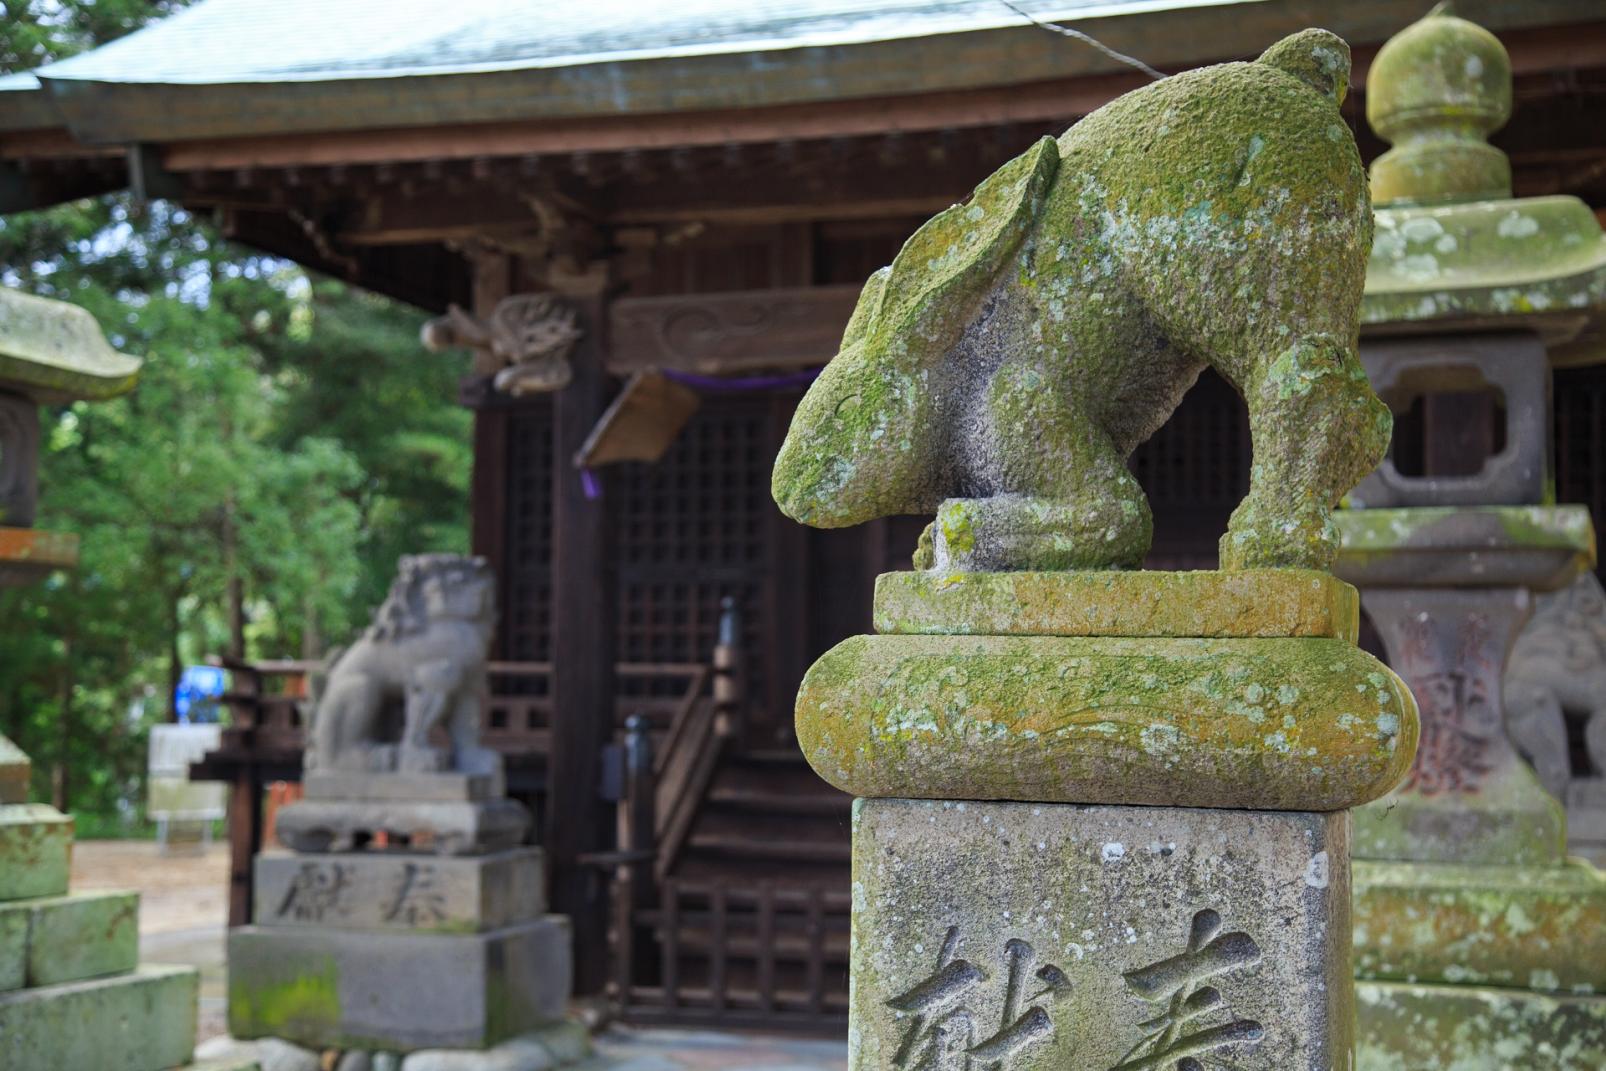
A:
706;786;852;815
684;834;852;864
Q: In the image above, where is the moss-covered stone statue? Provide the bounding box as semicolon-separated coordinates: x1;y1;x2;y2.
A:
772;29;1390;572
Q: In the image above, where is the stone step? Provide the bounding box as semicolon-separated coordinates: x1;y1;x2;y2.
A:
228;916;572;1052
0;962;199;1071
0;889;139;991
0;804;72;902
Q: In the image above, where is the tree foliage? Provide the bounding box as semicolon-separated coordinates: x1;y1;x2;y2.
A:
0;3;470;819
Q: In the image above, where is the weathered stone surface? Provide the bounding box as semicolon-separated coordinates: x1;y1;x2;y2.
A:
797;634;1414;810
1356;981;1606;1071
1353;860;1606;992
1507;570;1606;863
0;889;140;986
306;554;499;780
771;31;1386;574
0;803;71;901
1335;505;1595;591
872;568;1358;641
399;1022;591;1070
303;771;502;802
0;732;28;804
228;917;571;1051
851;799;1351;1071
0;963;199;1071
0;895;24;990
253;848;544;932
1349;334;1550;509
273;798;530;855
0;286;143;403
1351;586;1568;866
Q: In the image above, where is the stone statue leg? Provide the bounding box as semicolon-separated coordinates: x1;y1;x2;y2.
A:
1219;334;1390;570
928;354;1151;571
399;659;456;773
312;675;382;772
1504;679;1573;800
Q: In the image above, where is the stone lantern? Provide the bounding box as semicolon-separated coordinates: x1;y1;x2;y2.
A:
1336;6;1606;1068
0;286;140;586
0;286;205;1071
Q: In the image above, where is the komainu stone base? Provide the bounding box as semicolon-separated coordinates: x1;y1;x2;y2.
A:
1357;981;1606;1070
253;848;545;932
851;799;1351;1071
0;963;200;1071
273;798;530;854
227;917;572;1051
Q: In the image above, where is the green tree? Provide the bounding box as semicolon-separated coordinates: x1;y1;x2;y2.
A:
0;3;470;819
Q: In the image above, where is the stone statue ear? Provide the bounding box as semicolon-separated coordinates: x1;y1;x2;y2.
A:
1258;28;1351;107
868;135;1059;356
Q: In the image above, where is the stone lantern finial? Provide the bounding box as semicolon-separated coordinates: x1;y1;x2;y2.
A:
1367;1;1513;206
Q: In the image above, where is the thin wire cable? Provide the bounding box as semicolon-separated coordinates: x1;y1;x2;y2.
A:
997;0;1167;80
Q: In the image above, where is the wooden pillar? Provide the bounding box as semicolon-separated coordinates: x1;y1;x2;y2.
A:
546;284;616;996
468;248;513;607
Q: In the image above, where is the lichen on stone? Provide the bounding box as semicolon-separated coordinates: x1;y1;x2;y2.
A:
772;29;1388;574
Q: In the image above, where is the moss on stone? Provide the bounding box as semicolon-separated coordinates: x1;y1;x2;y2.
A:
772;30;1386;573
1357;980;1606;1071
797;632;1417;810
873;567;1359;640
228;955;342;1041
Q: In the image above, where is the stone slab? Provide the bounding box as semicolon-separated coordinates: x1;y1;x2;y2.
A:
1335;505;1595;591
274;798;530;855
0;962;200;1071
0;895;24;990
0;803;72;902
302;770;502;802
0;889;140;988
851;799;1351;1071
1356;980;1606;1071
798;634;1415;810
253;848;545;932
1352;859;1606;993
0;732;29;804
872;568;1360;641
148;776;229;817
228;916;571;1051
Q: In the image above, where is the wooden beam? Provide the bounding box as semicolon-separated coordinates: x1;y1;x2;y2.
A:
545;287;617;997
609;286;860;374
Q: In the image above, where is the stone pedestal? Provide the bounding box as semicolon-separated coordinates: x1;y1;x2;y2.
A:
0;734;199;1071
228;775;580;1059
1336;508;1606;1068
800;570;1415;1071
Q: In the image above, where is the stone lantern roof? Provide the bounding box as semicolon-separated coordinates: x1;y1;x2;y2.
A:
1360;3;1606;365
0;287;141;403
0;287;142;585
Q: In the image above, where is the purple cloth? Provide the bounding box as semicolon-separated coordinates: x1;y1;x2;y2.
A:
580;468;602;500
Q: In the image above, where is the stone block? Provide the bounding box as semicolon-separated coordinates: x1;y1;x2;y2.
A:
0;732;29;804
303;770;502;802
851;799;1351;1071
1353;859;1606;993
0;962;200;1071
228;916;571;1051
0;895;24;990
1356;980;1606;1071
0;803;72;902
0;888;140;987
1335;505;1595;591
873;568;1359;641
274;798;530;855
253;848;544;932
798;634;1415;810
148;775;229;817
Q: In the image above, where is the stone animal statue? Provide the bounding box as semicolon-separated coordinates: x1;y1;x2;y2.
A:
305;554;499;777
1506;571;1606;800
420;293;582;395
772;30;1390;573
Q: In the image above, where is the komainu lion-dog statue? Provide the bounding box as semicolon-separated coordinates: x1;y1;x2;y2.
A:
772;29;1390;572
305;554;500;777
